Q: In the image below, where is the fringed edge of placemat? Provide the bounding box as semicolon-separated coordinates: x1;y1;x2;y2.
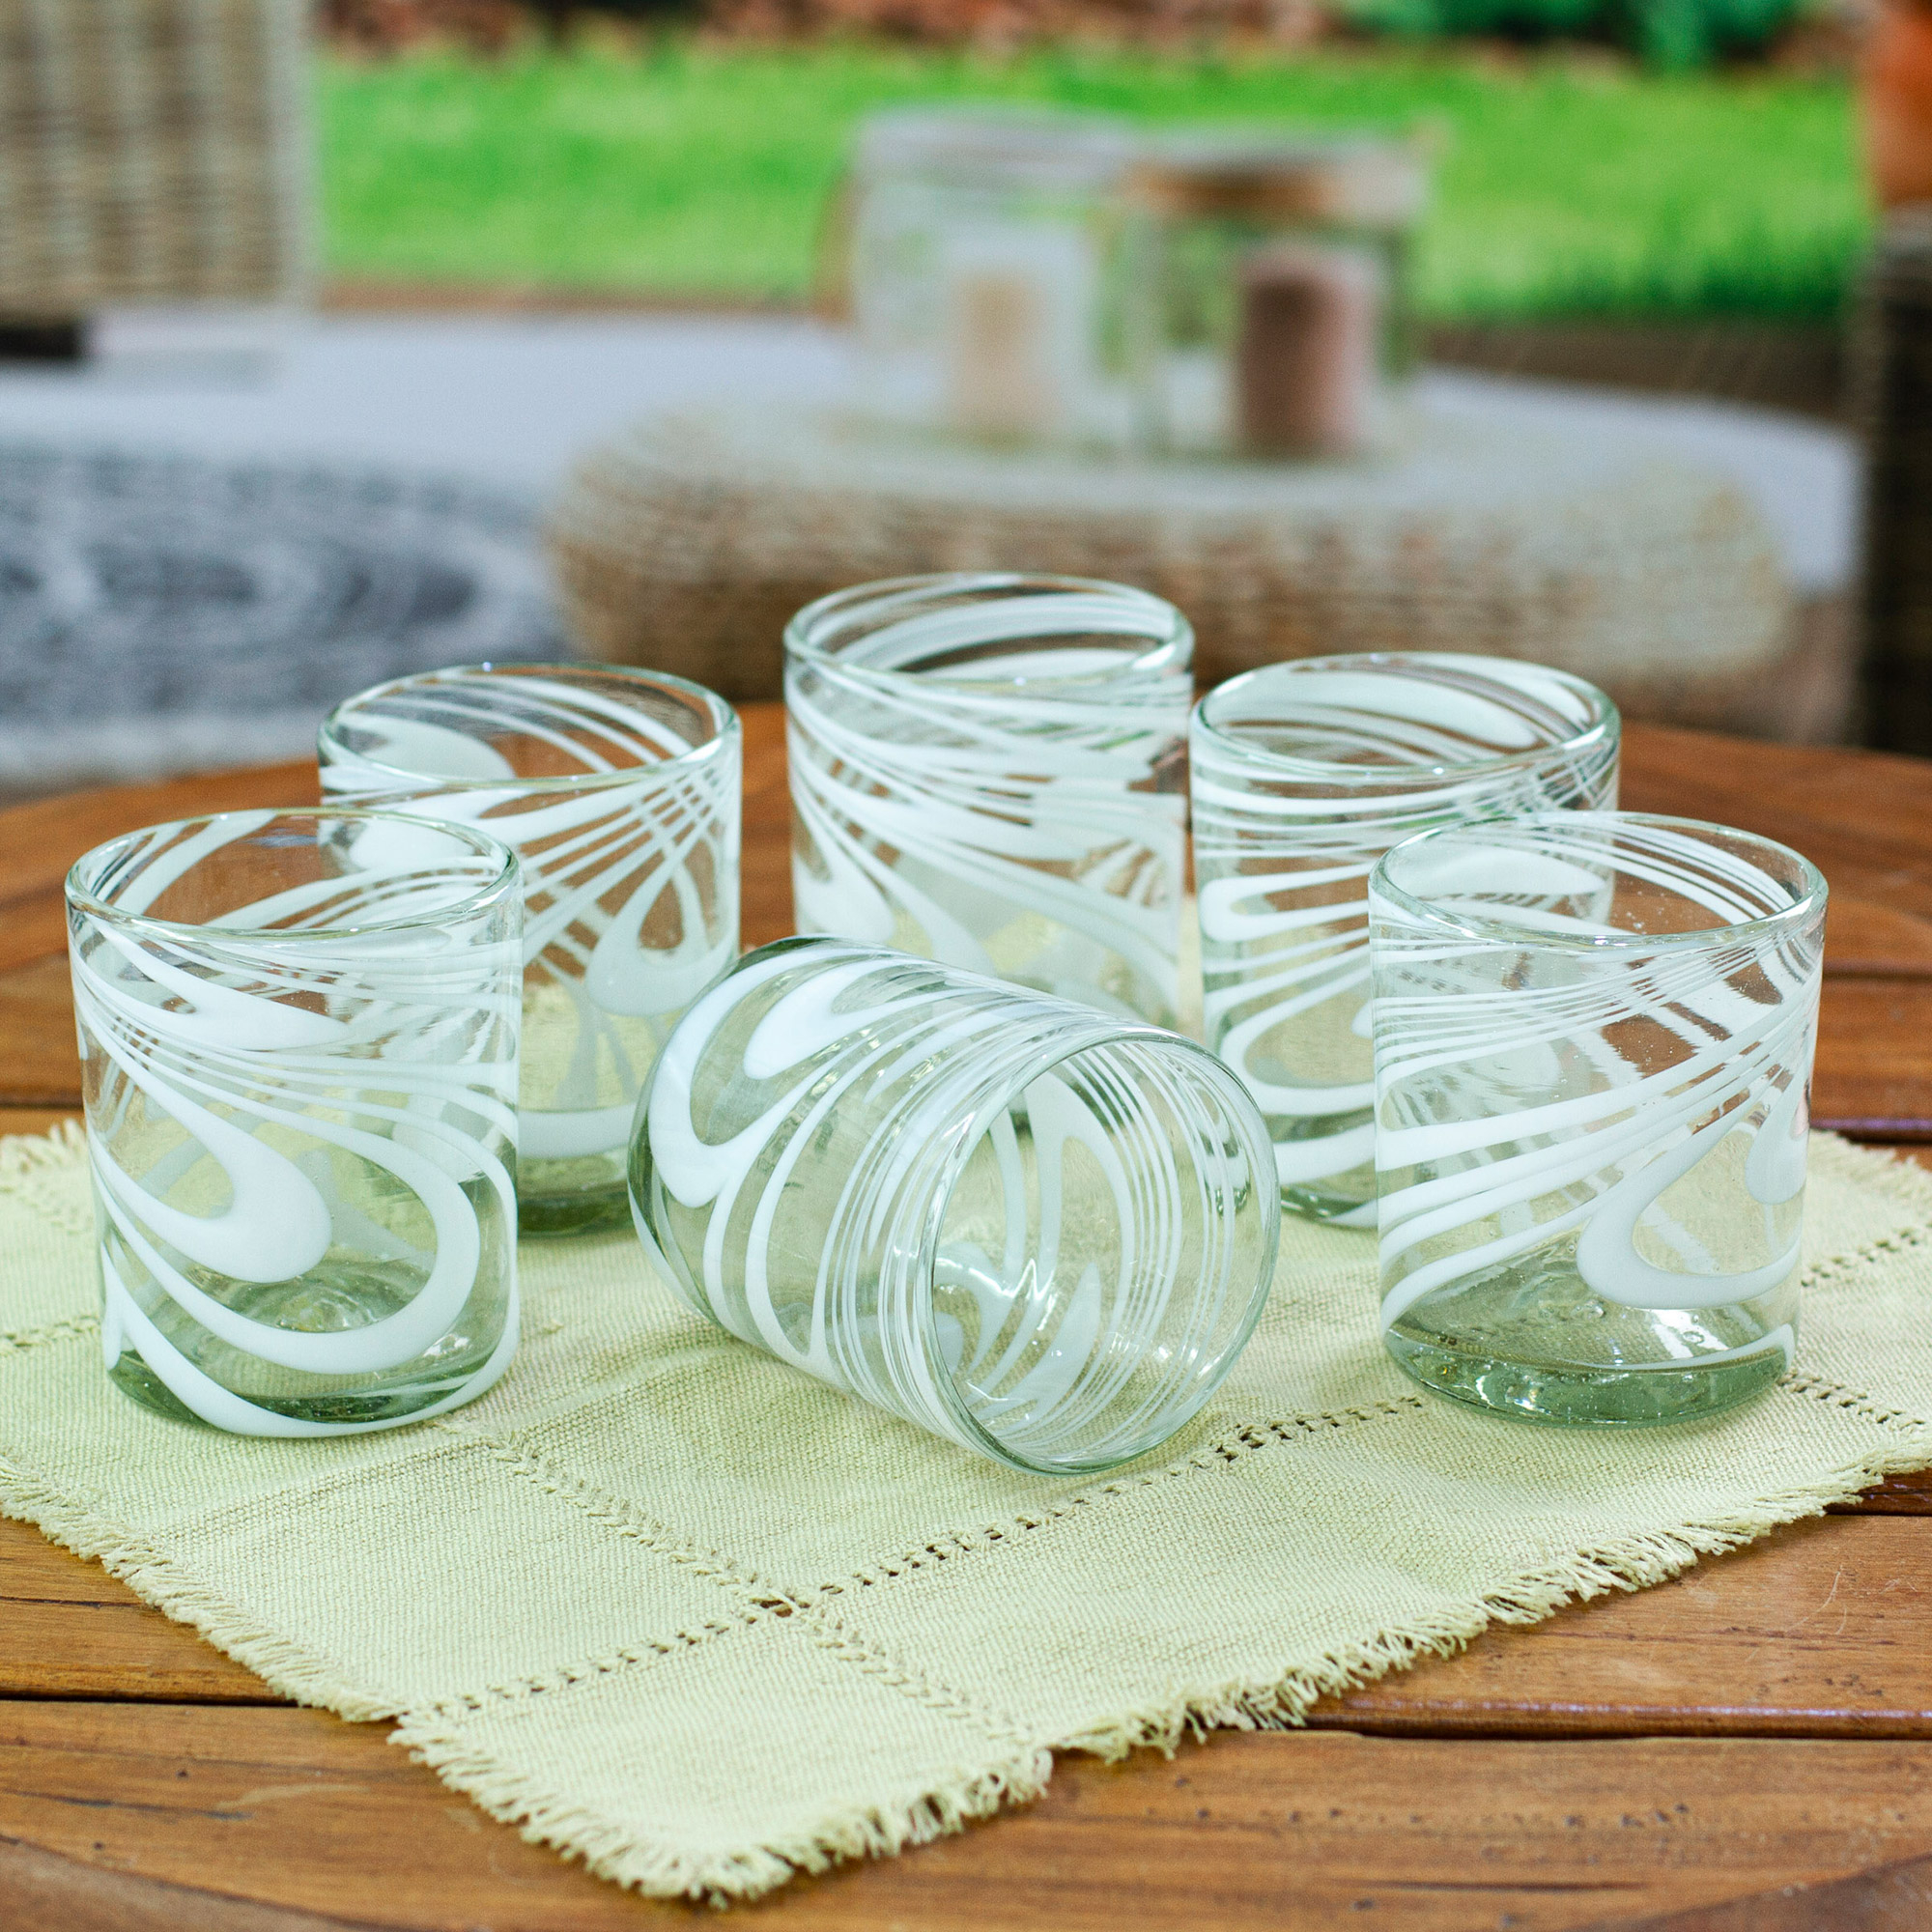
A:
0;1441;408;1723
7;1126;1932;1903
392;1706;1058;1903
0;1117;88;1236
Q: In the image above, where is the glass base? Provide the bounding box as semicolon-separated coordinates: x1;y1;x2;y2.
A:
517;1182;631;1238
105;1348;486;1430
1383;1235;1796;1427
1281;1181;1377;1226
1383;1328;1791;1427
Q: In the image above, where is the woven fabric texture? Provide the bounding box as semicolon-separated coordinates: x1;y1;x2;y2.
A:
4;1123;1932;1902
0;0;308;314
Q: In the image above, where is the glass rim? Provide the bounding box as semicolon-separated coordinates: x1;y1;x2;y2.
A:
1369;810;1829;955
317;661;740;796
66;805;523;946
783;572;1195;694
1192;652;1619;790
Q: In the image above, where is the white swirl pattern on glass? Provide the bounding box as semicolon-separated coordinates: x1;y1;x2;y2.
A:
1191;655;1619;1226
320;668;739;1216
69;811;522;1436
630;937;1278;1474
786;576;1191;1028
1371;814;1824;1338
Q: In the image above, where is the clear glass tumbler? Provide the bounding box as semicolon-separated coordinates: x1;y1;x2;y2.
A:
1122;132;1429;459
319;664;740;1236
628;936;1280;1475
1370;811;1827;1428
66;808;524;1435
787;573;1192;1029
1191;653;1619;1228
849;108;1139;450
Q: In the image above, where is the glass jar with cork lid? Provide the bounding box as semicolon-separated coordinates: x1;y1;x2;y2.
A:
1124;132;1429;461
848;108;1139;452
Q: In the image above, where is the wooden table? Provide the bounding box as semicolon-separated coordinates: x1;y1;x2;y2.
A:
9;711;1932;1932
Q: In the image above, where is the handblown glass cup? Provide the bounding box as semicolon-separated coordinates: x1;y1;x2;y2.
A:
1370;811;1827;1428
786;573;1192;1029
66;808;523;1435
1190;653;1619;1227
320;664;740;1236
628;936;1281;1475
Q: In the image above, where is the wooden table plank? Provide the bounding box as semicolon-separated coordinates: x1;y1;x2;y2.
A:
1597;1852;1932;1932
0;1702;662;1931
0;1522;275;1705
0;761;320;978
0;953;87;1108
1836;1468;1932;1514
1308;1515;1932;1739
14;1706;1932;1932
14;1511;1932;1735
1618;726;1932;935
1811;980;1932;1139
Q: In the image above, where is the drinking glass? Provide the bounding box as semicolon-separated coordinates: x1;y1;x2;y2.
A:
1191;653;1619;1227
850;108;1139;449
67;808;523;1435
319;664;740;1236
1123;132;1428;459
786;573;1191;1029
629;936;1280;1475
1370;811;1827;1428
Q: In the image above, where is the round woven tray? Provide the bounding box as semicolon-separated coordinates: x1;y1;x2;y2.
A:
547;401;1794;729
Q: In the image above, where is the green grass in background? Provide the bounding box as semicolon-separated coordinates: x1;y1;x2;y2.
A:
319;41;1864;321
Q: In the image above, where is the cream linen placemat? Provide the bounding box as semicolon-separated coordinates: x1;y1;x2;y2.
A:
5;1123;1932;1903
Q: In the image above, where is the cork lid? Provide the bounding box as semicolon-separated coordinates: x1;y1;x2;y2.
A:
1126;131;1428;227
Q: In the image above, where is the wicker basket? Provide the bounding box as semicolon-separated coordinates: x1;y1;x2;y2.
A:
1855;209;1932;755
0;0;308;318
547;402;1801;733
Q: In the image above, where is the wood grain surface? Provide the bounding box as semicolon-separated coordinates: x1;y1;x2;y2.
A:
7;716;1932;1932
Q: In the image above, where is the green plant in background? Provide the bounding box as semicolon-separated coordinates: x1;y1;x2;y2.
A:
320;41;1864;319
1343;0;1805;69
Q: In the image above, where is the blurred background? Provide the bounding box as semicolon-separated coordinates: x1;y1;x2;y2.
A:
0;0;1926;792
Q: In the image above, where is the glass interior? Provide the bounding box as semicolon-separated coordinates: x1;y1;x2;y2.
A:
930;1035;1276;1473
787;574;1193;692
72;809;512;934
1376;812;1820;943
1198;653;1615;787
319;664;729;786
